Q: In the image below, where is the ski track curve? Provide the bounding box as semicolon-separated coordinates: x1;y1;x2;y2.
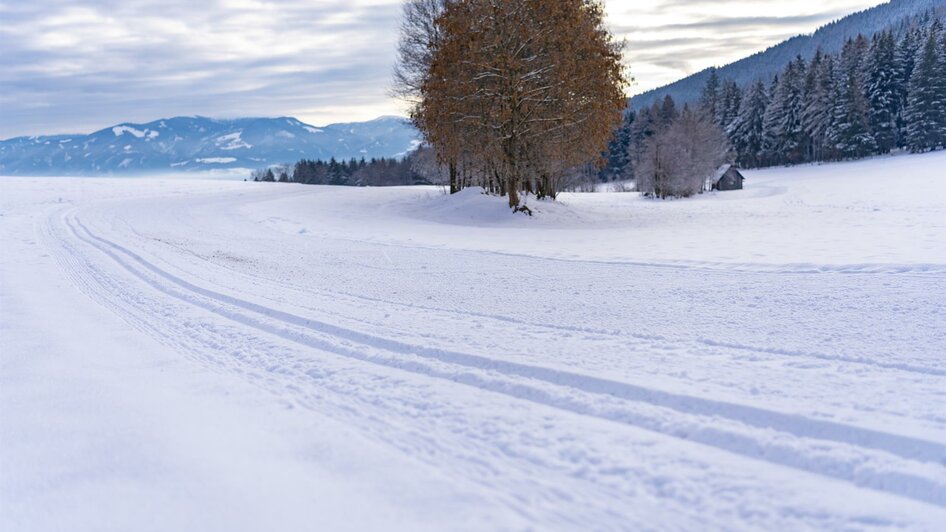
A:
38;207;651;529
49;209;946;509
115;211;946;380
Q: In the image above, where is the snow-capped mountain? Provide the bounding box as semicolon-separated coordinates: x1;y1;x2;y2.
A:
0;116;422;176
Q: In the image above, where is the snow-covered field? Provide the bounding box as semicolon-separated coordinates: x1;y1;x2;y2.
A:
2;152;945;531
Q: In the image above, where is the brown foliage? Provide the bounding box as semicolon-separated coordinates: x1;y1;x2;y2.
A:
401;0;627;207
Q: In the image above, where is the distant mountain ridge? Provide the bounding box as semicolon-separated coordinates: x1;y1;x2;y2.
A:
630;0;946;110
0;116;422;176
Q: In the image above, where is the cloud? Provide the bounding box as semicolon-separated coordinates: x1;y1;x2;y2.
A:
0;0;882;138
610;0;881;94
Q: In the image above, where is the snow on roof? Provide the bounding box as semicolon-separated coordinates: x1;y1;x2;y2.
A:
713;164;733;181
713;164;745;183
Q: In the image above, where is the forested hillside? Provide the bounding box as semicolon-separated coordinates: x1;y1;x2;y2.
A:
630;0;946;109
597;8;946;198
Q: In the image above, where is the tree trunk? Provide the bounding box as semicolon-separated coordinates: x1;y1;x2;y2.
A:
508;183;520;208
449;162;459;194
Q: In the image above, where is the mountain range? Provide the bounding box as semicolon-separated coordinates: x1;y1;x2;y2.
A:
0;116;421;176
630;0;945;110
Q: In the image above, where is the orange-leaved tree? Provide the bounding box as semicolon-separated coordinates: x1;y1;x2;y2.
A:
397;0;628;208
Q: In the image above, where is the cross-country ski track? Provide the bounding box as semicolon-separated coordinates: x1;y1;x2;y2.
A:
3;152;945;530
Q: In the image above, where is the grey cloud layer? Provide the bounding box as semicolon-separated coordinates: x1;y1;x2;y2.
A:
611;0;878;88
1;0;880;138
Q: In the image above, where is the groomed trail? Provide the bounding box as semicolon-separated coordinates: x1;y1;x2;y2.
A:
2;152;946;531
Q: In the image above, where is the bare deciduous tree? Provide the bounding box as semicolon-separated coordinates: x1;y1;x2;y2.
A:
392;0;448;103
637;106;732;199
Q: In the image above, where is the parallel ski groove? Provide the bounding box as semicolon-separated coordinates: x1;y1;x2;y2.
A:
58;212;946;507
128;220;946;378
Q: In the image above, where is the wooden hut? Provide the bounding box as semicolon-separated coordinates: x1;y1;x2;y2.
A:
712;164;745;191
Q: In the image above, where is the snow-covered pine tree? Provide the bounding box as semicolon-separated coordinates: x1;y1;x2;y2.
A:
866;31;900;153
717;80;742;134
904;21;946;152
895;24;922;147
833;72;877;158
730;79;769;168
763;57;808;165
934;21;946;146
760;75;780;165
700;68;721;124
832;36;877;158
802;50;828;161
600;110;635;182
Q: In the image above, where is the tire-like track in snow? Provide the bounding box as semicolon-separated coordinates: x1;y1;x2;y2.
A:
128;220;946;379
46;207;946;510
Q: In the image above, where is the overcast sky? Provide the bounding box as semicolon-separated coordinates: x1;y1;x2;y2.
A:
0;0;882;138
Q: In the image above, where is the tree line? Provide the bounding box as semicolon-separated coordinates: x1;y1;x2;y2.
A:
594;12;946;198
250;150;442;186
255;3;944;202
600;12;946;195
721;16;946;167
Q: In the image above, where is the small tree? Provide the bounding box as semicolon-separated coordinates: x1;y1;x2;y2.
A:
599;110;635;182
250;168;268;182
638;107;731;199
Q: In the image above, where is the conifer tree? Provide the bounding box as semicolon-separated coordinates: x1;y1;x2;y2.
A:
832;36;877;157
657;95;679;129
904;22;946;152
700;68;721;123
600;110;635;182
730;79;769;168
717;80;742;133
763;57;808;165
833;70;877;157
801;50;830;161
894;25;921;146
803;53;840;161
866;31;899;153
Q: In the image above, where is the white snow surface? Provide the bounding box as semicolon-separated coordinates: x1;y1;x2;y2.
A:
112;125;158;139
215;131;252;151
195;157;237;164
1;152;945;531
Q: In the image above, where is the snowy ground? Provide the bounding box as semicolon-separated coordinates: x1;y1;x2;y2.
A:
2;151;945;531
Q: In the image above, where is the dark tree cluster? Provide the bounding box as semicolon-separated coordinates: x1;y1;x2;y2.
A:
698;15;946;169
597;111;635;183
251;148;442;187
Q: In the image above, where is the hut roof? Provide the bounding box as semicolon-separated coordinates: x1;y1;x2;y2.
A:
713;164;732;181
713;164;744;183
